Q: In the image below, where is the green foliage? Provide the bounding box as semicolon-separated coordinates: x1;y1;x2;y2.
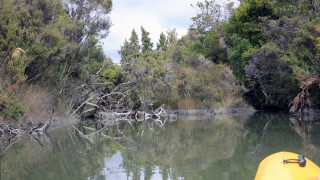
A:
226;0;277;46
129;29;141;53
294;22;320;75
244;43;300;109
190;29;228;63
227;35;257;83
271;0;319;19
140;26;153;53
166;29;178;46
64;0;112;41
220;0;320;110
0;0;33;86
120;29;243;109
101;64;123;83
8;48;28;84
0;95;25;120
128;51;170;106
314;26;320;61
0;0;114;121
191;0;223;32
118;29;141;62
1;0;319;116
156;32;167;51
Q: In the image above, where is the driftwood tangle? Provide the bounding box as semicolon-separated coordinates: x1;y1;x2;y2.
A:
0;109;55;153
290;76;320;115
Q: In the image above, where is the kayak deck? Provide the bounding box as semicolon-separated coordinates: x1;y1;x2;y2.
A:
255;152;320;180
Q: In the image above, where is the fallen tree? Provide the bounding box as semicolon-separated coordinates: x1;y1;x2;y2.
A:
69;64;170;128
290;76;320;116
0;109;55;153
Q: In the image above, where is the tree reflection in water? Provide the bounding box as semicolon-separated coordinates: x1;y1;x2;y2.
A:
1;113;320;180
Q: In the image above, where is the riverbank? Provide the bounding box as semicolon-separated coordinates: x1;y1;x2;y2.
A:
166;105;256;120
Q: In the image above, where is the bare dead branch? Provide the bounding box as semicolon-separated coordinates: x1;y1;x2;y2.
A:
0;138;22;154
70;97;93;117
290;77;320;115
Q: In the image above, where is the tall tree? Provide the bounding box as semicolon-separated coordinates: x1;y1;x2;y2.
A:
52;0;112;91
166;29;178;45
226;0;276;46
156;32;167;51
0;0;113;93
63;0;112;43
0;0;59;86
190;0;223;33
129;29;141;54
141;26;153;53
118;29;141;62
118;39;132;62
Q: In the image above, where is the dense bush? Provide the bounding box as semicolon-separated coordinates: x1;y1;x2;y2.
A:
118;28;244;110
0;0;114;122
0;94;24;120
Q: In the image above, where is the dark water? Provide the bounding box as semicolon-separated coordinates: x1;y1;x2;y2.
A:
1;113;320;180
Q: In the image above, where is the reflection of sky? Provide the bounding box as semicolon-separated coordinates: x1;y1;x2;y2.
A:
94;151;177;180
100;151;127;179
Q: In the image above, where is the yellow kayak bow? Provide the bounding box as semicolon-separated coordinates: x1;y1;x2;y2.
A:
255;152;320;180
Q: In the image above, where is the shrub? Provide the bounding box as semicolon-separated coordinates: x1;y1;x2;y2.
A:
0;94;25;120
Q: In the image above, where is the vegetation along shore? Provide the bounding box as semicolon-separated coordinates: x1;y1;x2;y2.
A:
1;0;320;151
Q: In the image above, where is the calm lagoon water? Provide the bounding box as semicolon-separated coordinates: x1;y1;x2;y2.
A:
1;113;320;180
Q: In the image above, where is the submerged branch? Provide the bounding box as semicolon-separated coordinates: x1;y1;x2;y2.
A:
0;109;55;153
